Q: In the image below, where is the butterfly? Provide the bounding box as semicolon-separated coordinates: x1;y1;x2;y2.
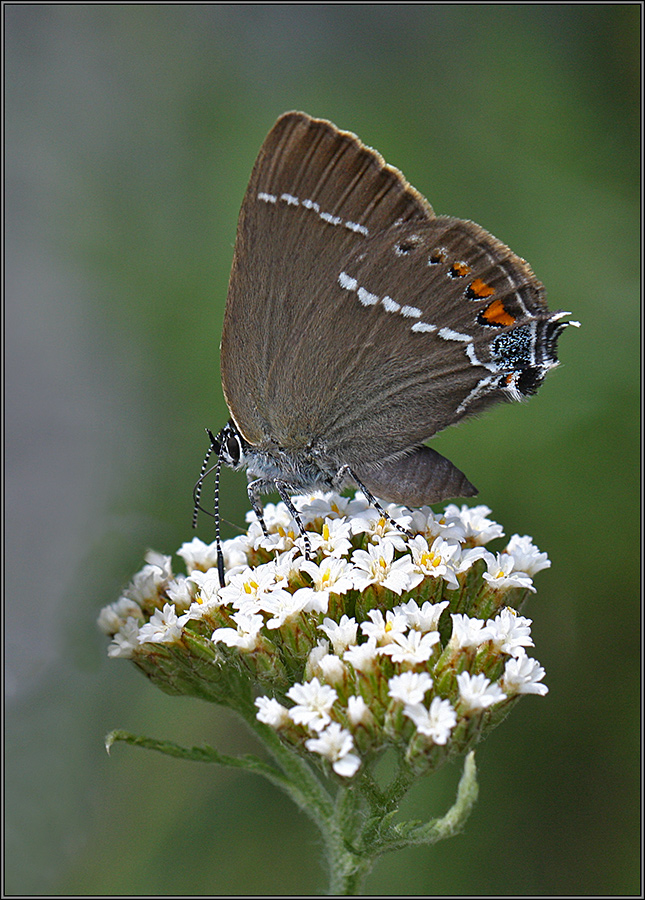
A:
194;112;576;580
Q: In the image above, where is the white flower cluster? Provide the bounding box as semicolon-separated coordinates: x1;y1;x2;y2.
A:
99;493;550;778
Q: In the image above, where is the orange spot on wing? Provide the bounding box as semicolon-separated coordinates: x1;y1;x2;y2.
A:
450;261;471;277
467;278;496;299
481;298;516;326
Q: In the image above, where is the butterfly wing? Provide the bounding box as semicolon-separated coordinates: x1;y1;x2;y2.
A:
221;112;570;471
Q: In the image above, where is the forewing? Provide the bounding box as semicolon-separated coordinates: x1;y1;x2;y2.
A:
220;111;434;447
221;112;565;467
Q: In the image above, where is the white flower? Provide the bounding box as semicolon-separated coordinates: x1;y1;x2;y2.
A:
482;552;536;592
246;500;293;531
296;556;355;614
384;501;414;524
350;506;411;551
407;535;460;589
97;597;143;635
394;599;448;633
257;528;300;555
290;586;329;616
177;537;221;573
500;653;549;696
318;615;358;655
123;555;172;606
360;608;409;645
245;503;302;554
218;564;283;614
236;519;265;555
138;602;183;644
351;541;421;595
455;546;490;573
180;537;247;576
504;535;551;576
487;608;534;657
144;551;173;578
443;504;504;545
346;695;372;727
304;517;353;558
221;537;250;572
211;612;264;651
186;567;224;611
388;671;433;705
410;506;467;544
271;547;305;583
307;644;347;686
296;491;369;526
165;575;194;611
343;637;379;673
259;588;309;629
404;697;457;744
306;639;331;679
287;678;338;732
449;613;494;650
305;723;361;777
379;630;440;665
107;618;141;658
317;653;348;684
255;696;291;728
457;672;507;712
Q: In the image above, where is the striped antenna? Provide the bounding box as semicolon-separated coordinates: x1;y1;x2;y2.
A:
213;443;225;584
192;428;220;528
192;427;226;584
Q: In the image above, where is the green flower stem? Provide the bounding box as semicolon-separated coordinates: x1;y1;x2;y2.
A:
366;751;479;856
106;722;478;895
105;729;299;797
234;700;337;824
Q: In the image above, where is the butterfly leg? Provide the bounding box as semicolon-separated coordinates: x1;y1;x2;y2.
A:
337;465;414;538
247;479;313;560
246;478;272;539
275;482;312;560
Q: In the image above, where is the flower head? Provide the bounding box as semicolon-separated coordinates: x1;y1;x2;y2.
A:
100;491;551;780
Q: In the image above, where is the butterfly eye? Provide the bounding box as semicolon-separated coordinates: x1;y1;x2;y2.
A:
223;432;242;467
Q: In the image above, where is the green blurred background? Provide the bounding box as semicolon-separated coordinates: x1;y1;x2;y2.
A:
5;5;639;895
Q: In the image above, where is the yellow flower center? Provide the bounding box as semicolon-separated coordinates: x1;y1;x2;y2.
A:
323;523;330;541
421;551;441;568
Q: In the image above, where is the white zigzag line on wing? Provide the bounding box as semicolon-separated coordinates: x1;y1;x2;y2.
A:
337;270;482;348
257;191;369;237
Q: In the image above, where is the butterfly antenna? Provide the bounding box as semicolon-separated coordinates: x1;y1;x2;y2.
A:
192;427;226;585
213;443;225;585
192;429;218;529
